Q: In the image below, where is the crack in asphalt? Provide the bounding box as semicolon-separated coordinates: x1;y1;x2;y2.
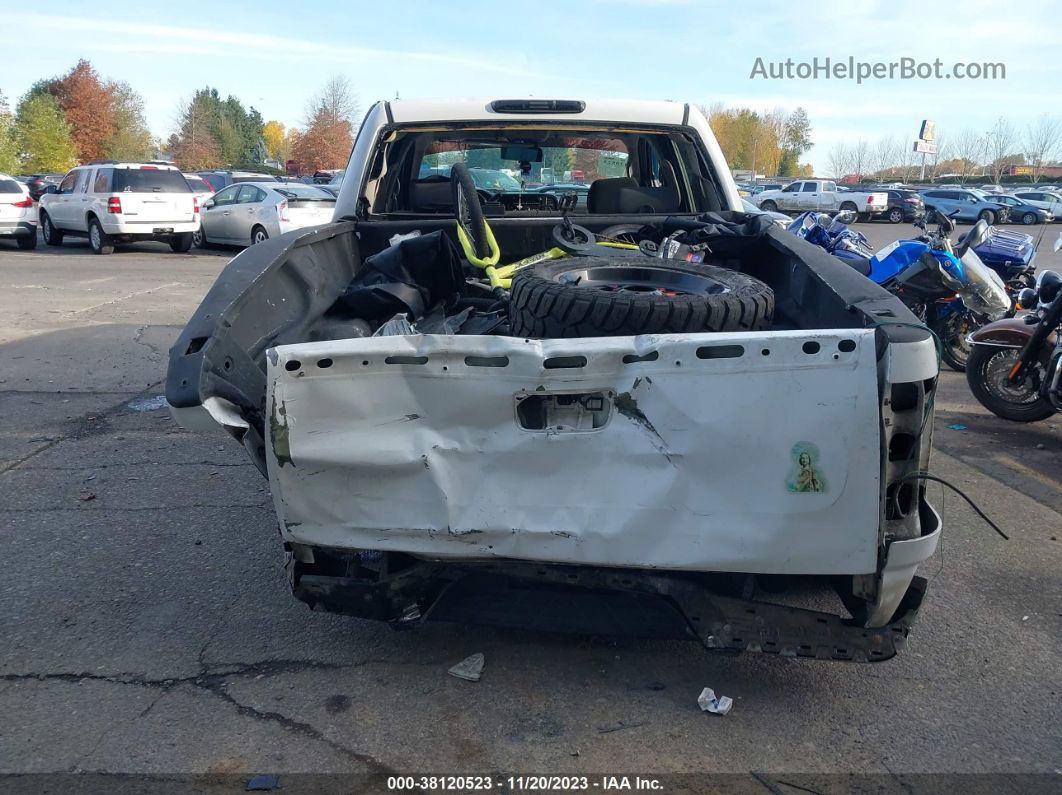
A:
0;436;67;476
16;461;253;471
132;325;165;360
0;659;422;777
0;502;274;514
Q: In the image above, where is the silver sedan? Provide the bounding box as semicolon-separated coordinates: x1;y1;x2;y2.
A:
195;182;336;247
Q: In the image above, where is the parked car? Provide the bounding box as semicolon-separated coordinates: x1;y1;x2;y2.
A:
752;180;887;219
193;171;280;191
18;174;63;202
1009;189;1062;221
39;162;199;254
0;173;38;249
979;193;1054;225
196;182;335;247
167;97;940;662
183;173;216;206
980;184;1005;194
875;188;925;224
918;188;1012;225
747;183;785;196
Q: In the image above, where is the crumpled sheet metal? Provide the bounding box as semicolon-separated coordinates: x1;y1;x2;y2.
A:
266;329;882;575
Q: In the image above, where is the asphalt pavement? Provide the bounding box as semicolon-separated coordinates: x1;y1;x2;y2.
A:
0;226;1059;792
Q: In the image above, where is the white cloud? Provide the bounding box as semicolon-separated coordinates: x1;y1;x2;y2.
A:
7;12;547;79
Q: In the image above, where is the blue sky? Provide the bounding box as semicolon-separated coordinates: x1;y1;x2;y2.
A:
6;1;1060;172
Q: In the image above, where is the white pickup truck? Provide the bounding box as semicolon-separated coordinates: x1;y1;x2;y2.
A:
752;179;888;220
167;98;940;662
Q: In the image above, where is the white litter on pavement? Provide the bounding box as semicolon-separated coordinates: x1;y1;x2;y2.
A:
448;653;485;682
697;687;733;715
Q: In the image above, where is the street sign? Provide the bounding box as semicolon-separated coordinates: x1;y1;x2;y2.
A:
919;120;936;141
913;140;938;154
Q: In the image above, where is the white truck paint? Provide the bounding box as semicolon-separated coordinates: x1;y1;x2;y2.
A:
269;330;887;573
169;98;943;655
752;180;887;217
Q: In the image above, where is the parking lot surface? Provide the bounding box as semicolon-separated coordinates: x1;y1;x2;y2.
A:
1;227;1060;789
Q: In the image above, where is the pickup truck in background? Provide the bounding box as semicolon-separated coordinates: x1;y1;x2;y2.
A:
752;180;888;220
166;98;940;662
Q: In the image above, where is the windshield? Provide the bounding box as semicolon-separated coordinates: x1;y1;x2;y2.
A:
113;168;190;193
954;249;1011;319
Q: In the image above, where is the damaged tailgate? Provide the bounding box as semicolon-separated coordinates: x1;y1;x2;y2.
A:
267;328;882;575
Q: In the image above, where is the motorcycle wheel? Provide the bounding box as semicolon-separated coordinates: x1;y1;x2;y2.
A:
936;311;974;372
965;346;1055;422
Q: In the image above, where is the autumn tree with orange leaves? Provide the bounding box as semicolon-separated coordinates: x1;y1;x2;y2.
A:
292;76;358;173
51;60;115;162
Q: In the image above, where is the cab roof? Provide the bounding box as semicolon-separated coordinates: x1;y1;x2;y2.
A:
385;97;690;126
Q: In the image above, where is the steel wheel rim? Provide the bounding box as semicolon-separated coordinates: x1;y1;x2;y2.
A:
942;314;972;361
984;350;1043;405
557;266;729;297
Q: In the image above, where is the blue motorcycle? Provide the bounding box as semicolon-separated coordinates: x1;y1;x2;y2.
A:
788;211;1012;371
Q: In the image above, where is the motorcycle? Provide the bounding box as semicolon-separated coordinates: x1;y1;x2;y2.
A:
966;253;1062;423
788;211;1012;371
968;226;1038;293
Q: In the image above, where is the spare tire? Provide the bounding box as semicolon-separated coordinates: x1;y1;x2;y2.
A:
509;256;774;338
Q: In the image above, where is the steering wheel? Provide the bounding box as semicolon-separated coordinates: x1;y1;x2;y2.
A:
450;163;491;261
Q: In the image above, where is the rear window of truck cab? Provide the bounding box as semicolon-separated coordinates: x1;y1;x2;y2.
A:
368;126;723;217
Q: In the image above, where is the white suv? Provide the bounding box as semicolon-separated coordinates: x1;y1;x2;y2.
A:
0;174;38;250
39;162;200;254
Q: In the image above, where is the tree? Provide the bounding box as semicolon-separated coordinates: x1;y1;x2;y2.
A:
850;139;869;180
170;93;222;170
263;120;286;161
778;107;813;176
15;93;77;172
871;135;899;180
104;81;153;161
705;106;782;175
985;117;1018;184
951;128;982;183
293;77;359;172
1023;114;1061;183
283;128;301;168
826;144;851;179
51;59;115;162
307;75;359;127
0;91;18;173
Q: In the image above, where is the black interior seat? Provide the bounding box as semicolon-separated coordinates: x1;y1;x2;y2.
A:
410;179;453;212
587;163;681;214
587;177;639;214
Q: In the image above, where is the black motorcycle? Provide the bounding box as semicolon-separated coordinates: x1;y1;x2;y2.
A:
966;262;1062;423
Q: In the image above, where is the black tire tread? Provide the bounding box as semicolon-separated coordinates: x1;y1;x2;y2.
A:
509;256;774;338
450;163;490;259
965;346;1054;422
